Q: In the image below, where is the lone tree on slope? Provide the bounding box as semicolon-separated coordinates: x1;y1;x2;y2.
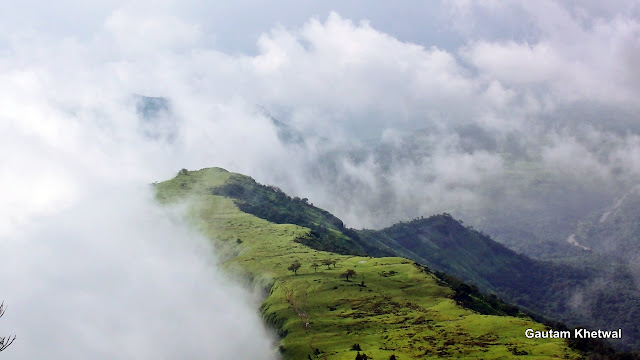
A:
310;262;320;273
322;259;332;270
288;260;302;275
0;302;15;352
342;269;357;282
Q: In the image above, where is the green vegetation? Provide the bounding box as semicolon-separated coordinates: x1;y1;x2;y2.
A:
359;215;591;318
362;215;640;352
155;168;583;359
211;174;395;257
288;260;302;275
159;166;640;354
341;269;356;281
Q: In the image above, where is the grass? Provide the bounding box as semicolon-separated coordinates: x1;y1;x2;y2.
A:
155;167;581;359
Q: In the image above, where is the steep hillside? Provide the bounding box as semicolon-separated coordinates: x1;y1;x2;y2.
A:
358;215;589;312
361;217;640;352
574;186;640;262
166;167;640;352
154;168;583;360
210;173;395;257
456;158;612;260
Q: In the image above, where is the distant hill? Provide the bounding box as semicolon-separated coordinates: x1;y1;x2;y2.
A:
359;215;589;309
573;186;640;262
153;167;636;358
361;216;640;352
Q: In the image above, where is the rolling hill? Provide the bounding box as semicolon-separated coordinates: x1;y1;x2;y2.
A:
153;167;628;359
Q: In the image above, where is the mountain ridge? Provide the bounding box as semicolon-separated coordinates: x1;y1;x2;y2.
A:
154;167;632;358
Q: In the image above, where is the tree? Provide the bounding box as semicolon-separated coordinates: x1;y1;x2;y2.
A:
342;269;357;281
310;262;320;273
331;259;337;268
288;260;302;275
321;259;332;270
0;302;15;352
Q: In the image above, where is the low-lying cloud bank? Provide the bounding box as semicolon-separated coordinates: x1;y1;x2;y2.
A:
0;186;278;359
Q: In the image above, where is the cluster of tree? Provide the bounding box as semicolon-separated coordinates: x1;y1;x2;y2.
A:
288;261;301;275
309;259;337;272
210;175;391;256
322;259;336;269
434;271;520;317
342;269;356;281
288;259;357;282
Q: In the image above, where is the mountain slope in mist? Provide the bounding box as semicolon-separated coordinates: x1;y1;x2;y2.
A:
171;166;640;353
361;216;640;352
154;167;611;359
573;186;640;263
286;126;619;260
359;215;589;302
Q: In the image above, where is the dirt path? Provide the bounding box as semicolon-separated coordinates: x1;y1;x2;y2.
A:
566;233;590;251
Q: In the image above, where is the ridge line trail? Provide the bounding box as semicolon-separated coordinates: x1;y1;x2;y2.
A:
599;185;640;223
284;280;330;359
566;233;591;251
283;281;311;329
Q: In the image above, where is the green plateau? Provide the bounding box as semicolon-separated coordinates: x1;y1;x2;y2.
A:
154;167;587;359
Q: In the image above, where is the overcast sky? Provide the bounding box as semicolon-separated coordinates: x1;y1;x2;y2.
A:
1;1;640;358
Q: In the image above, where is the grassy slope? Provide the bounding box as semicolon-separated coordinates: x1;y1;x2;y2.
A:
359;217;590;317
155;168;580;360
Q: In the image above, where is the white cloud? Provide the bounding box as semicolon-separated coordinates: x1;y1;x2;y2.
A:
1;0;638;225
104;8;204;55
463;41;561;85
460;1;640;108
2;1;640;356
0;188;277;359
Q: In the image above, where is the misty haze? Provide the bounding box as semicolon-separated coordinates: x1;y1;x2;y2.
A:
2;1;640;359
